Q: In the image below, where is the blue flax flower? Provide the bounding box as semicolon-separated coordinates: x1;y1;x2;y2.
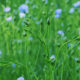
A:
19;4;29;13
69;8;75;14
73;1;80;7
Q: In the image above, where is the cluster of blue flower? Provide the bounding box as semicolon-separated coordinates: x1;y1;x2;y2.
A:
69;1;80;14
55;1;80;18
55;1;80;40
1;1;80;80
4;4;29;21
4;1;80;21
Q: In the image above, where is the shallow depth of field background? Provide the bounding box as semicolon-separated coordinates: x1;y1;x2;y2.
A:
0;0;80;80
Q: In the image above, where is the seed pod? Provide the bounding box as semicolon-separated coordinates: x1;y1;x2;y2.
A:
47;18;50;25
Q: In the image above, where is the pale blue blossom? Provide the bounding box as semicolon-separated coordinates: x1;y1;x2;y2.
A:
50;54;56;60
68;43;71;47
25;0;31;3
4;7;11;12
78;28;80;35
0;51;2;55
69;8;75;14
78;9;80;13
55;9;62;18
55;9;62;15
26;0;29;3
17;77;24;80
50;54;56;62
74;57;79;62
55;14;60;18
78;46;80;50
79;31;80;35
29;36;33;41
57;30;64;36
45;0;48;4
73;1;80;7
17;40;22;43
14;39;22;43
12;63;16;68
36;21;40;25
61;23;64;27
19;4;29;13
6;16;12;21
19;12;26;18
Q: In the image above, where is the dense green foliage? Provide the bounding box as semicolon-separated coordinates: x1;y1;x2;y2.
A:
0;0;80;80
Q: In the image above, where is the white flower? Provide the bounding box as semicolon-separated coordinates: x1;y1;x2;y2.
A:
6;16;12;21
4;7;11;12
19;12;26;18
17;77;24;80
